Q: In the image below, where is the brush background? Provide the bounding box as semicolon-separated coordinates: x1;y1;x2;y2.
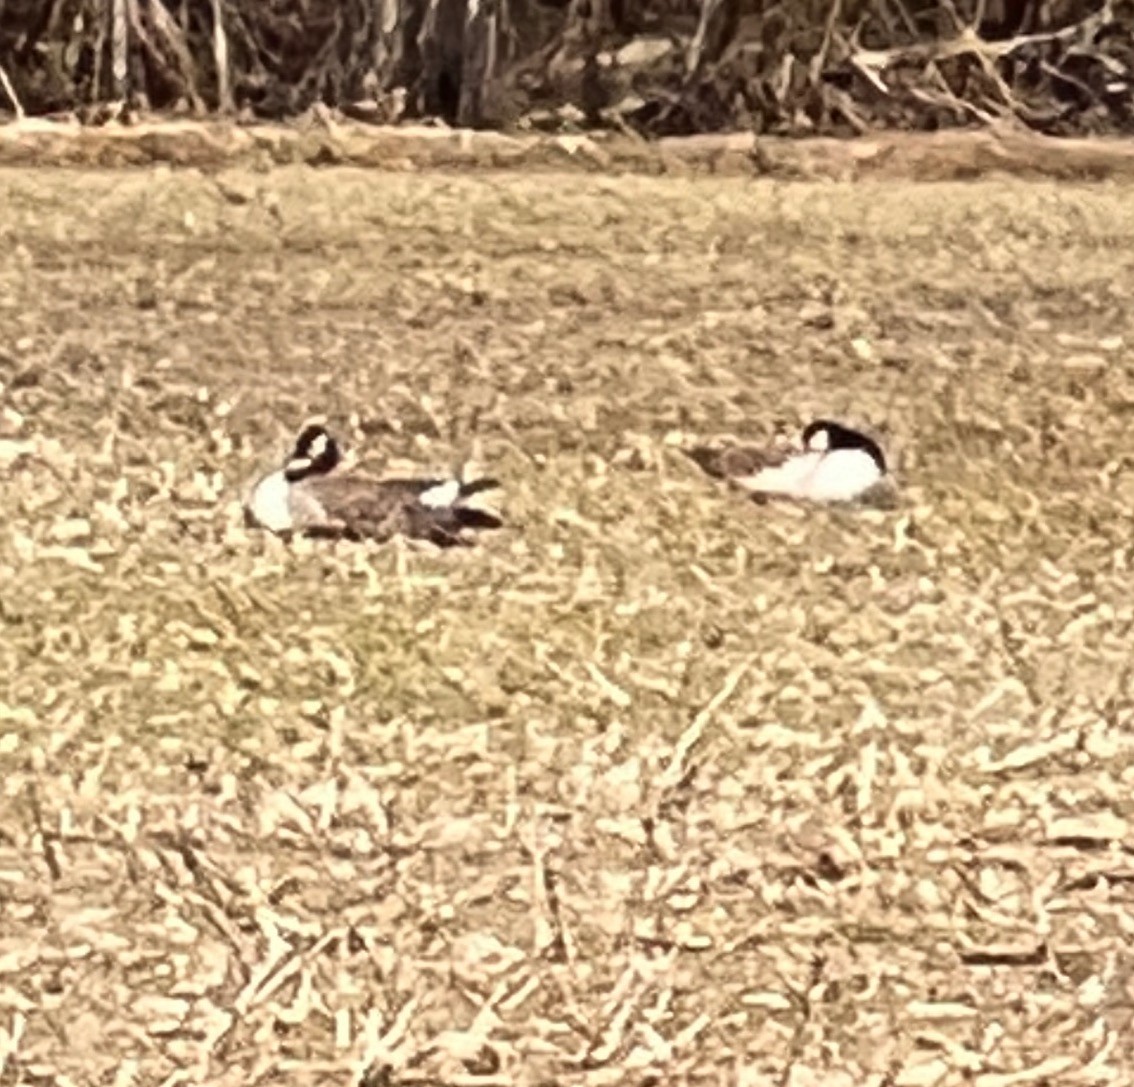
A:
0;0;1127;137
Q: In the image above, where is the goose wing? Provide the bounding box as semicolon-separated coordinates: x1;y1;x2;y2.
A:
296;473;502;546
684;442;796;484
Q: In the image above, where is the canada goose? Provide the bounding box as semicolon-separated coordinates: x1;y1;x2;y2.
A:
245;424;503;546
686;419;893;505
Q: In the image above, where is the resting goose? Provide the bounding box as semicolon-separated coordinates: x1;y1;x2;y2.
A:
686;419;894;505
245;424;503;546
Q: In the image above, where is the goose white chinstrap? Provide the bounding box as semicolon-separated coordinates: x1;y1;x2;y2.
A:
246;469;294;533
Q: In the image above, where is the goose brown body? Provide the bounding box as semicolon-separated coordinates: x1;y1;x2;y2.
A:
284;472;502;545
683;443;792;482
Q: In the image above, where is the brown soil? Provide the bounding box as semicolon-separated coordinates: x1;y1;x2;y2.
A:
1;164;1132;1085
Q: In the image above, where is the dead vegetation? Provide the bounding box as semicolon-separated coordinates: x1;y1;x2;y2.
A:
2;167;1134;1084
0;0;1130;137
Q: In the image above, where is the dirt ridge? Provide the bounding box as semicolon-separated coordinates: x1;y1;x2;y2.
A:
4;117;1134;180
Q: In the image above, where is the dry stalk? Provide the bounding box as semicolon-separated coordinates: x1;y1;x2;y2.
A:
211;0;233;112
908;83;999;126
686;0;725;77
129;0;204;112
0;61;24;120
812;0;844;81
654;657;752;800
112;0;129;98
825;83;872;133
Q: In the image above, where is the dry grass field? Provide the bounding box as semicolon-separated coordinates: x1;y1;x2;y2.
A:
2;164;1134;1086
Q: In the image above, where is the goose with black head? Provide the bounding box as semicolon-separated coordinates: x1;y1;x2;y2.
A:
245;424;503;546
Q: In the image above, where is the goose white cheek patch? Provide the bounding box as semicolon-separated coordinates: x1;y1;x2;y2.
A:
806;429;831;453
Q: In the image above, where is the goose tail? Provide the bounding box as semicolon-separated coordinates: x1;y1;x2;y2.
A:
419;476;504;532
454;477;503;529
453;506;505;530
683;446;731;480
456;477;502;501
684;445;774;481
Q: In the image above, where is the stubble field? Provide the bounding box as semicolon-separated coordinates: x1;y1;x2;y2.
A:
1;164;1134;1086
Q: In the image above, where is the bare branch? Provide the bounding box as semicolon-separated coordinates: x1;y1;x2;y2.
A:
850;0;1115;85
843;0;1115;103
